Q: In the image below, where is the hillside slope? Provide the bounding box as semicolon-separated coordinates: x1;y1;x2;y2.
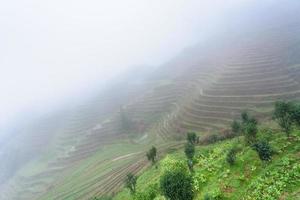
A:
1;1;300;200
113;126;300;200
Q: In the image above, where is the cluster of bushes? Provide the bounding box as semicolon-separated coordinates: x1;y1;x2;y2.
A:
273;101;300;136
227;109;279;165
199;129;235;145
94;101;300;200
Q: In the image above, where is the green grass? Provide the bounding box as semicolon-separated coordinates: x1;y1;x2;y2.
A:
112;128;300;200
39;142;150;200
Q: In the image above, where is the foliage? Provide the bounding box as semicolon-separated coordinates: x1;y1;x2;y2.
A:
160;169;194;200
204;193;213;200
233;111;258;144
245;157;300;200
205;188;224;200
273;101;294;136
125;173;137;194
133;183;159;200
192;145;227;192
226;147;237;166
243;119;258;144
146;146;157;165
241;111;249;124
161;155;188;173
259;127;274;141
187;132;197;145
184;143;195;161
114;115;300;200
251;141;273;162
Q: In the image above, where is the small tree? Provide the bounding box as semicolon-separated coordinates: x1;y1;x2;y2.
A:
125;173;137;194
231;120;241;136
273;101;294;137
146;146;157;165
184;143;195;172
252;141;273;162
226;147;237;166
160;170;194;200
244;120;258;144
187;132;197;144
184;143;195;161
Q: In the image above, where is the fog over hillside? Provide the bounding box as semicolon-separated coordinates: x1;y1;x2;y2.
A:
1;0;300;199
0;0;251;132
1;0;299;133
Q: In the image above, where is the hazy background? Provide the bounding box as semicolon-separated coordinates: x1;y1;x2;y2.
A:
0;0;255;136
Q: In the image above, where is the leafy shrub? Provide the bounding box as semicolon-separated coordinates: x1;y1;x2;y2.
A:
259;127;274;141
146;146;157;165
125;173;137;194
161;155;188;173
251;141;273;162
273;101;294;136
241;111;249;123
226;147;238;166
184;143;195;161
160;169;194;200
199;130;235;145
243;120;258;144
187;132;197;144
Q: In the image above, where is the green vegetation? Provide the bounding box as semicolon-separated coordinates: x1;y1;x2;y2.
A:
185;143;195;172
187;132;197;145
125;173;137;194
273;101;295;136
111;102;300;200
146;146;157;165
273;101;300;137
184;143;195;161
160;169;194;200
226;147;238;166
251;140;273;162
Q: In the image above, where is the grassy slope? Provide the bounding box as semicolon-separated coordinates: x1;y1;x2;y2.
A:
113;127;300;200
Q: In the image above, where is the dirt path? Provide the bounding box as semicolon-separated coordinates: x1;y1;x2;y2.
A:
112;152;142;162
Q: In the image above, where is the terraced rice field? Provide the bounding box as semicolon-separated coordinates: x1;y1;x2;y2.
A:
1;5;300;200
